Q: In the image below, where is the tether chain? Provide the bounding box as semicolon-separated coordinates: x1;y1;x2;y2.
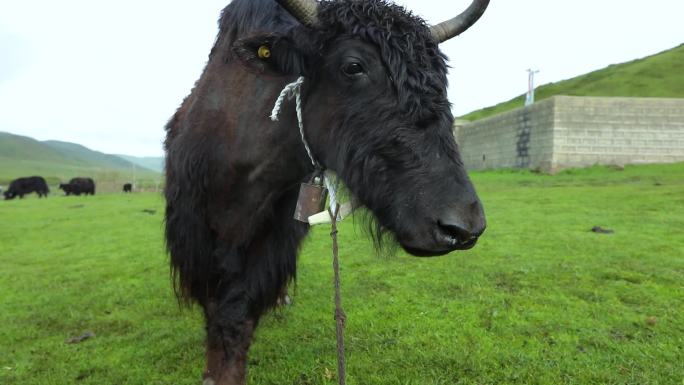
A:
328;205;346;385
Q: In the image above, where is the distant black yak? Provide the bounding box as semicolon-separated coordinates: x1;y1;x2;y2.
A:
3;176;50;200
59;177;96;196
123;183;132;193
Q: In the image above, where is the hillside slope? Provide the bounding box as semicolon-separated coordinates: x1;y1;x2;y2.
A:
0;132;80;166
0;132;159;188
462;43;684;121
43;140;137;170
117;155;164;173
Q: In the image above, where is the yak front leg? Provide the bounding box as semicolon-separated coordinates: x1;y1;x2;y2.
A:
202;281;257;385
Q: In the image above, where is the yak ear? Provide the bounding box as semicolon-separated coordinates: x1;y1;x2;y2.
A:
232;33;311;76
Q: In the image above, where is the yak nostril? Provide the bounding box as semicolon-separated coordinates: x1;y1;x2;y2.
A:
437;201;486;247
437;219;475;244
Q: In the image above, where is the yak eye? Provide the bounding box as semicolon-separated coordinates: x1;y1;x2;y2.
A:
342;62;365;77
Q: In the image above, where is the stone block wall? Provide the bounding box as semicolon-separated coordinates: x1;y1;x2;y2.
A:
456;96;684;172
456;98;555;171
552;96;684;169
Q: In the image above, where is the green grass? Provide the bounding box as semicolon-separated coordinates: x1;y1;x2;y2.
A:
462;43;684;121
1;163;683;384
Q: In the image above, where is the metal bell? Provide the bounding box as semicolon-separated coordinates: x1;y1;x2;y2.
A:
294;179;328;223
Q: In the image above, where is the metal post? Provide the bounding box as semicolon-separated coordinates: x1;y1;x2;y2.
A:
525;69;540;106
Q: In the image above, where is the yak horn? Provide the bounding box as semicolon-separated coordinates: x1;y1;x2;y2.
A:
430;0;490;43
276;0;318;27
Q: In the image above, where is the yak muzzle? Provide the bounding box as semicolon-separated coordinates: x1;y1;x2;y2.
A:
401;199;486;257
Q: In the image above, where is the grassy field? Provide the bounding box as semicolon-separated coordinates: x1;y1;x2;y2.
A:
462;43;684;121
1;163;683;385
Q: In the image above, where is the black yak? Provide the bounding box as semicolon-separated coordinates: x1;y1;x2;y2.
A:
164;0;489;383
59;177;95;196
3;176;50;200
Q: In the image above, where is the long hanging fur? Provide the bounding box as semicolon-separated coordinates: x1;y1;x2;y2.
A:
165;0;310;313
165;0;471;315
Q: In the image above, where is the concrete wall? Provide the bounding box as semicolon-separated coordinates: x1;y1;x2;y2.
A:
456;96;684;172
456;97;555;171
552;96;684;169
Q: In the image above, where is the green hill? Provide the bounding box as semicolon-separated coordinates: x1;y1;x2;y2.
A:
0;132;78;166
116;154;164;173
43;140;135;170
462;43;684;121
0;132;161;191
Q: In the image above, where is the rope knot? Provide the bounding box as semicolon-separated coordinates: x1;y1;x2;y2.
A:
270;76;304;122
335;308;347;326
270;76;320;169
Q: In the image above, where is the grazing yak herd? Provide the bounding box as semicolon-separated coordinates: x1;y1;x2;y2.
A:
2;175;134;200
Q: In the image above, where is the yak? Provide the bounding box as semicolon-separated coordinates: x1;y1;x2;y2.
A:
58;183;77;196
123;183;133;193
59;177;96;196
3;176;50;200
164;0;489;383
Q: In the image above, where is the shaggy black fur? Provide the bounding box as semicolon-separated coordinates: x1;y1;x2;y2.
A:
311;0;461;249
166;0;459;308
164;0;485;381
317;0;451;120
165;0;311;316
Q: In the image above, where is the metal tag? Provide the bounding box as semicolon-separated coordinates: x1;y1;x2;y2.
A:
294;182;327;223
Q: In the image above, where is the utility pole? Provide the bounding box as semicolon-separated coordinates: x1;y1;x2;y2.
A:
525;69;540;106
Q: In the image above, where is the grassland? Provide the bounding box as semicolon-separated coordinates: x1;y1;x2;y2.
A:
1;163;683;385
0;132;161;190
462;43;684;121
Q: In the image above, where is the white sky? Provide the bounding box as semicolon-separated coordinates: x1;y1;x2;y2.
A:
0;1;682;157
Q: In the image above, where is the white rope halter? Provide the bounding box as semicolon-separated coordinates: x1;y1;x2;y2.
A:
271;77;352;223
270;76;318;168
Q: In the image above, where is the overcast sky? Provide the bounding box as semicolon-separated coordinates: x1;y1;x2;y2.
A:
0;0;682;157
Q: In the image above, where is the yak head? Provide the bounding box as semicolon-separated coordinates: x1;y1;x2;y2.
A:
234;0;488;256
